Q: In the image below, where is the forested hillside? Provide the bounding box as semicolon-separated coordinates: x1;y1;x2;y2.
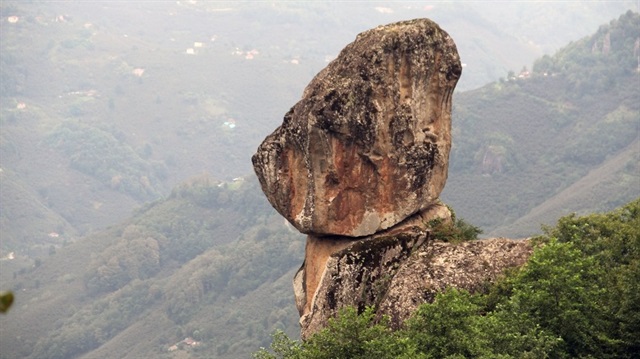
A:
0;1;634;251
1;3;639;359
0;177;305;359
443;11;640;236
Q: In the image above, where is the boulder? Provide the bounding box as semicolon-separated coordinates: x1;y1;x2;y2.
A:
252;18;462;237
299;233;533;339
294;202;451;337
249;17;527;342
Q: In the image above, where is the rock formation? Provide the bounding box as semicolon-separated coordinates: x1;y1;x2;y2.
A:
303;236;533;337
252;18;533;339
252;18;462;237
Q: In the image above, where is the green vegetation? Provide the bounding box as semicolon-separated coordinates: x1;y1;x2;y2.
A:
0;1;636;250
47;120;165;200
0;291;13;313
533;10;640;96
428;206;483;243
445;11;640;236
256;198;640;358
1;177;304;359
1;2;638;358
255;307;422;359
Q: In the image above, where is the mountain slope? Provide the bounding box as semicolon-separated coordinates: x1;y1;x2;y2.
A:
1;1;635;251
491;138;639;236
0;177;305;359
1;7;639;359
442;11;640;237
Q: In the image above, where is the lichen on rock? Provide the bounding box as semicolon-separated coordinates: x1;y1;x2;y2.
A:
252;18;462;237
295;202;453;338
301;233;532;339
252;18;533;340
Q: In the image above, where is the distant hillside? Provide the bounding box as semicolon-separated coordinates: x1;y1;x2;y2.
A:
0;1;635;250
495;138;639;236
0;176;306;359
442;11;640;237
1;7;639;359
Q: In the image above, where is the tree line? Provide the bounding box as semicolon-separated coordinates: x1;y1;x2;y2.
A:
256;198;640;358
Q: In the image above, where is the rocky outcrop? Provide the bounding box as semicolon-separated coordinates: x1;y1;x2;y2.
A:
252;18;533;340
252;18;462;237
299;235;532;338
294;202;453;338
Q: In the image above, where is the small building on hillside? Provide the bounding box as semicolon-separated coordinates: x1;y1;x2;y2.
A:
223;118;236;129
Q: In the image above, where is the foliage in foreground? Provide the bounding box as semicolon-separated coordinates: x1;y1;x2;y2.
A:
0;291;13;313
255;198;640;359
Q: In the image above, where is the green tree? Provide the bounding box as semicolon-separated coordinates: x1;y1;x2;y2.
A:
501;240;608;357
255;307;423;359
0;291;13;313
404;289;488;358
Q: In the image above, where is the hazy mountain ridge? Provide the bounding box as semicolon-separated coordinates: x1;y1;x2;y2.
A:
0;3;639;359
496;138;639;236
0;1;635;250
443;10;640;236
1;177;305;359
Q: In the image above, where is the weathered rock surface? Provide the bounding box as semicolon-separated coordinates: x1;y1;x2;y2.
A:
299;235;533;339
294;202;452;338
252;18;462;237
251;17;530;341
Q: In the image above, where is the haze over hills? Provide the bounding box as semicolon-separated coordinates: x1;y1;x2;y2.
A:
444;10;639;236
0;2;639;359
0;0;636;250
1;177;308;359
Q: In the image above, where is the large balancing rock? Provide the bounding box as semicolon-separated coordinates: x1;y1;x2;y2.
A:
252;18;462;237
